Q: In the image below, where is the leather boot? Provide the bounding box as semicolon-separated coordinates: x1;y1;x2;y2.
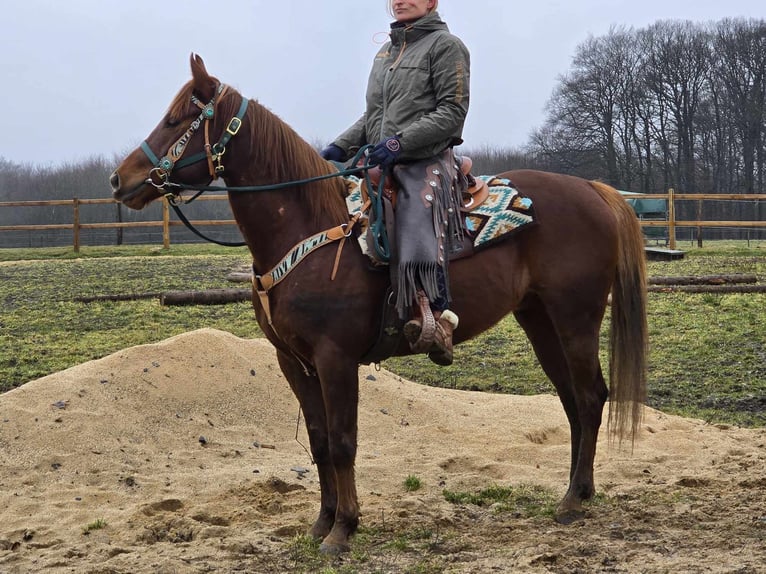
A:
427;310;459;366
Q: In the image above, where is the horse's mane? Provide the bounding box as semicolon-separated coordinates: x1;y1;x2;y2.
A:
166;80;196;123
165;80;349;227
219;89;350;226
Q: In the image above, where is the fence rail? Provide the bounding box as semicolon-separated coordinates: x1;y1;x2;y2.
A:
0;195;236;251
1;191;764;252
620;189;766;249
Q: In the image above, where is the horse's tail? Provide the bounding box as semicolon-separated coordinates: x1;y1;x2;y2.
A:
588;180;648;444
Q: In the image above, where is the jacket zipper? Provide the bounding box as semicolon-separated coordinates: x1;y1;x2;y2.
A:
380;31;409;138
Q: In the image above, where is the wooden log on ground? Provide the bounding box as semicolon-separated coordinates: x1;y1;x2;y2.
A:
648;274;757;286
233;272;757;286
85;272;763;307
647;284;766;294
226;272;253;283
160;288;252;306
75;293;160;303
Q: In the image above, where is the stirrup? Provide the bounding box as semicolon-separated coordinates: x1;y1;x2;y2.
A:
403;291;436;353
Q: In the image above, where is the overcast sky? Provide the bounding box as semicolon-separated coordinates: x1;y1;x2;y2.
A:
3;0;765;167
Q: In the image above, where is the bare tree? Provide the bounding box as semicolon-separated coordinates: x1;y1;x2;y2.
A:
712;18;766;195
642;21;711;194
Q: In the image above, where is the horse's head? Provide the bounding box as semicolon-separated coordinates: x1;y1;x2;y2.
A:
110;54;248;210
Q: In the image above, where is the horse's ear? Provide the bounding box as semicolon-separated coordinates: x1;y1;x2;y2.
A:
190;53;216;100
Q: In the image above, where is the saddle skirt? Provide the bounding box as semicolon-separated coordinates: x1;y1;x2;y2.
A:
344;173;535;264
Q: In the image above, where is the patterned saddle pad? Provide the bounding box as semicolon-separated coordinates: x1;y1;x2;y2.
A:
344;174;535;259
463;176;535;248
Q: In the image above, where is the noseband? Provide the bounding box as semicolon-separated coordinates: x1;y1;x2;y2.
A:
140;83;248;190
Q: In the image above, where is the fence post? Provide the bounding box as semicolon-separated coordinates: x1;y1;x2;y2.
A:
667;187;676;250
162;197;170;249
73;198;80;252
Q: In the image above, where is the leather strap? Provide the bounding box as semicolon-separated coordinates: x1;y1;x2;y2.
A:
409;290;437;353
253;203;369;327
257;222;348;291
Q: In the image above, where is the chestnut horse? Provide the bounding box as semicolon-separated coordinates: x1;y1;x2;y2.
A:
110;55;647;554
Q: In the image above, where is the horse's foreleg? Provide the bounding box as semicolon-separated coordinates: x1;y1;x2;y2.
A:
314;355;360;554
276;351;337;540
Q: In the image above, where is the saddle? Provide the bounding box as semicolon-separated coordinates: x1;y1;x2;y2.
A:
359;155;487;263
455;156;490;212
360;155;488;214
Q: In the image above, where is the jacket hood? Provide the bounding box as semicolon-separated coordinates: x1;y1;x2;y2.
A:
390;11;448;45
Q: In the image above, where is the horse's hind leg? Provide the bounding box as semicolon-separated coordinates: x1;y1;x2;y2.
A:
276;351;337;540
514;299;582;474
514;295;608;523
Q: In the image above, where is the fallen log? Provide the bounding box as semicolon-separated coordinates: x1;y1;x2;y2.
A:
160;288;252;306
648;274;757;286
226;272;253;283
231;272;758;286
83;274;764;307
647;284;766;294
75;293;161;303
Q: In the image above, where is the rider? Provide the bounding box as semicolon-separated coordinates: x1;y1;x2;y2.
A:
320;0;470;366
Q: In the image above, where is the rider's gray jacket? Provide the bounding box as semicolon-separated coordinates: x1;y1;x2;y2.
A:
332;11;470;162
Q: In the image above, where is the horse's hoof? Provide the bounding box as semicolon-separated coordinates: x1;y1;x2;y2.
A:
554;508;586;525
309;520;333;541
319;540;350;555
309;528;327;541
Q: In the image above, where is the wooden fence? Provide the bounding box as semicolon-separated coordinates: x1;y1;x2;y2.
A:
621;189;766;249
0;191;764;252
0;195;235;251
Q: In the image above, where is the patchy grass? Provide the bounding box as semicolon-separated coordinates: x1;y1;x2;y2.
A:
0;242;763;427
282;529;446;573
0;247;257;388
82;518;107;535
443;484;558;518
404;475;423;492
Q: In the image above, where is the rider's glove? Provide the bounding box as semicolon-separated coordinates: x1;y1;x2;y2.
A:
319;143;346;162
367;136;401;168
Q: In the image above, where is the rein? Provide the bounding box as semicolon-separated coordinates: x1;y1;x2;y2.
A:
160;154;374;248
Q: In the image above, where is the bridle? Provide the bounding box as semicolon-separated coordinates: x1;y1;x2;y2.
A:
140;83;248;190
135;82;384;262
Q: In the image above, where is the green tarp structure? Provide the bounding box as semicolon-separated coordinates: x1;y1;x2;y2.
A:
617;190;668;241
617;190;667;216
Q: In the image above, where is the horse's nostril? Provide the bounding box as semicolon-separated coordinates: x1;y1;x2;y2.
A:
109;171;120;192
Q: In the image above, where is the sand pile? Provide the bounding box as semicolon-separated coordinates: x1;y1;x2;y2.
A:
1;329;763;573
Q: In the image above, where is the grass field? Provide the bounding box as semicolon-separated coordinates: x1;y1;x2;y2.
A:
1;241;764;426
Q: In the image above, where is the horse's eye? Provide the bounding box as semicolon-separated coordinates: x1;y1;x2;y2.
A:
166;117;180;128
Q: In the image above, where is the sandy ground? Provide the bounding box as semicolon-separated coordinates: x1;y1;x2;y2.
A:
0;328;764;573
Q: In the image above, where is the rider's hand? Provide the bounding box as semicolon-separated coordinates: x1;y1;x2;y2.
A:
319;143;346;162
367;136;401;168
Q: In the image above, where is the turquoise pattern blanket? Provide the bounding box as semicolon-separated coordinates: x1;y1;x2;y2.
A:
464;176;535;249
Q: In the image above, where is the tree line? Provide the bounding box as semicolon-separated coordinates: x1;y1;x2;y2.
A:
1;17;764;247
525;18;766;234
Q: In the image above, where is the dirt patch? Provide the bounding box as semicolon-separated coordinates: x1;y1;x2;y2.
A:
1;329;764;573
